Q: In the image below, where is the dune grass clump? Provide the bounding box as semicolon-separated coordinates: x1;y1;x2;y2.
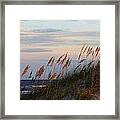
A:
20;45;100;100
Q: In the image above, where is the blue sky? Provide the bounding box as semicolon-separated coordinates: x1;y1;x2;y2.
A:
20;20;100;59
20;20;100;74
21;20;99;32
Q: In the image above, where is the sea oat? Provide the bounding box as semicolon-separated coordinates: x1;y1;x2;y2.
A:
78;45;85;60
49;73;57;80
35;65;45;78
67;58;72;67
62;57;70;69
47;57;54;66
59;52;68;65
49;57;55;66
82;46;88;54
21;64;30;77
56;54;65;64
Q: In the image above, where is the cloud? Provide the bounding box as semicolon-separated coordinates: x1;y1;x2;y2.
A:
20;20;100;47
20;30;100;47
21;35;56;43
20;29;63;35
33;28;62;33
52;31;100;38
21;48;52;53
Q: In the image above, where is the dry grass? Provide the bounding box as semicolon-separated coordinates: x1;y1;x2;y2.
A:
21;45;100;80
20;45;100;100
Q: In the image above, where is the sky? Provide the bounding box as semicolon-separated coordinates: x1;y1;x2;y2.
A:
20;20;100;78
20;20;100;61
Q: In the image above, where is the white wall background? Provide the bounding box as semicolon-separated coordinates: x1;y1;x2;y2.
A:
0;0;120;119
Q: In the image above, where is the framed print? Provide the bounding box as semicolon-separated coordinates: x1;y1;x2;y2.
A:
0;0;119;119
